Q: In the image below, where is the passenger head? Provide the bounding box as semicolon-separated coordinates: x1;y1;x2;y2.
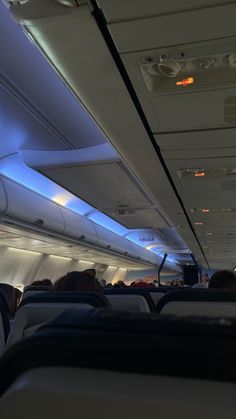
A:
209;270;236;291
117;280;127;288
0;284;16;316
130;281;150;288
83;269;96;278
53;271;102;293
41;279;52;286
31;279;52;286
106;283;113;288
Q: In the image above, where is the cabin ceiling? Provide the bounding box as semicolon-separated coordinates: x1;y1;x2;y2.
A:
4;1;236;269
95;0;236;270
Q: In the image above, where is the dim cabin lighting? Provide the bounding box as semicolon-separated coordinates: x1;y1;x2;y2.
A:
194;172;206;177
201;209;210;213
176;77;194;86
194;222;204;226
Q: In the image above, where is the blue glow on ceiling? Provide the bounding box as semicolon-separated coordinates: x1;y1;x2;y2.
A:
0;154;153;249
0;153;187;265
0;154;93;216
87;212;128;236
158;253;180;265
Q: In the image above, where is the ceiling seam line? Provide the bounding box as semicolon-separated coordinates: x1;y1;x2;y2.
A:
91;0;210;268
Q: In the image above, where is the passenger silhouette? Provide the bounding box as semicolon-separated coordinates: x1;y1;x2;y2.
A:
209;270;236;291
53;271;102;293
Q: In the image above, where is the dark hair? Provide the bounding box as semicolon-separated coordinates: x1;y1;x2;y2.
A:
209;270;236;290
0;284;16;316
53;271;102;293
83;269;96;278
31;279;52;286
130;281;150;288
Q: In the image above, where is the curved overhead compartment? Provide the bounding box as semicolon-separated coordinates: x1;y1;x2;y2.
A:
0;175;162;268
59;206;98;246
1;177;65;233
93;223;157;265
0;178;7;214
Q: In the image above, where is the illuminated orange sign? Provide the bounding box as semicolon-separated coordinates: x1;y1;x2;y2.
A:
176;77;194;86
194;172;205;177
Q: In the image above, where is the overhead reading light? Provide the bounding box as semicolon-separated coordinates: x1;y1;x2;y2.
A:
176;77;194;86
158;57;182;78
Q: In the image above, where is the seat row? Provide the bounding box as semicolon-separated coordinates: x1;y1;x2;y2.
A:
1;308;236;418
3;287;236;352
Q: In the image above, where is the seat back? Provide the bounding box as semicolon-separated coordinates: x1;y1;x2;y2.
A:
22;286;52;301
104;288;155;312
1;309;236;419
147;288;167;305
0;292;10;355
6;292;109;348
0;284;16;317
157;289;236;317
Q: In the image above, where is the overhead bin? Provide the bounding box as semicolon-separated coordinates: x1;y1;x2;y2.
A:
1;177;65;234
93;223;157;265
0;175;161;268
0;179;7;214
59;206;98;246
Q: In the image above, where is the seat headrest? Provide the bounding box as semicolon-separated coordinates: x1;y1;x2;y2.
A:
23;286;52;292
0;291;10;341
156;289;236;312
146;288;168;293
2;308;236;396
19;291;110;309
104;288;155;311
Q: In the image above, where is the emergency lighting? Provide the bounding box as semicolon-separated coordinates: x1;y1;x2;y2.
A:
176;77;194;86
194;172;206;177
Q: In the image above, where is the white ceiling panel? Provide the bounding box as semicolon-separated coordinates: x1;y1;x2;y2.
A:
105;208;167;229
151;90;233;132
99;0;233;23
0;3;107;150
170;161;236;208
42;162;151;209
108;4;236;53
41;162;170;228
156;129;236;155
